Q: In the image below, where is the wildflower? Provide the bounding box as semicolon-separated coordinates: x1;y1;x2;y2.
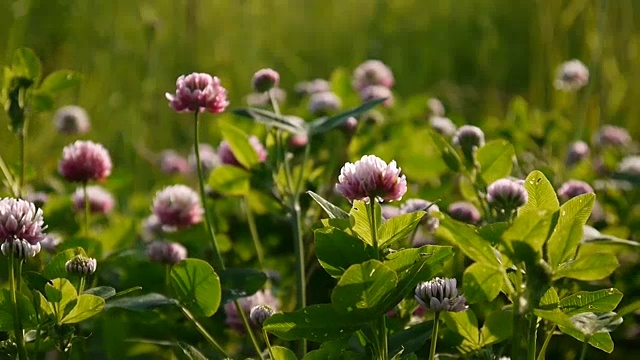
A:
340;116;359;134
448;201;481;225
72;186;115;214
336;155;407;203
554;60;589;91
557;180;594;202
40;233;62;253
429;116;457;137
152;185;203;228
245;88;287;107
59;141;112;183
381;205;402;220
147;241;187;264
140;214;170;242
0;198;47;246
566;141;590;166
308;91;342;115
618;156;640;177
400;198;440;232
427;98;445;117
352;60;394;91
415;277;467;312
218;136;267;168
1;239;41;258
295;79;330;96
24;191;48;208
159;150;189;175
166;73;229;113
360;85;393;107
225;289;279;332
252;68;280;93
53;105;90;135
188;143;219;176
487;178;528;212
249;304;275;327
595;125;631;147
453;125;485;161
65;255;97;275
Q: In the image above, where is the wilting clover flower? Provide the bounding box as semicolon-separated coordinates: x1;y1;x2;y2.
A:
72;186;115;214
152;185;203;228
336;155;407;203
554;59;589;91
166;73;229;113
40;233;62;253
249;304;275;327
566;141;590;166
427;98;445;117
188;143;219;176
1;239;41;258
448;201;481;225
429;116;457;137
360;85;393;107
618;156;640;177
65;255;97;275
595;125;631;147
454;125;485;161
159;150;189;175
59;141;112;183
295;78;330;96
147;240;187;264
487;178;528;212
352;60;394;91
400;198;440;232
309;91;342;115
218;136;267;168
0;198;47;247
252;68;280;93
557;180;594;202
225;289;279;332
53;105;90;135
415;277;467;313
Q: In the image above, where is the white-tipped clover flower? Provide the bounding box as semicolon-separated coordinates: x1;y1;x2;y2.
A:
218;136;267;168
429;116;457;137
225;289;279;332
487;178;528;212
415;277;468;313
400;198;440;232
448;201;481;225
295;78;331;96
618;156;640;177
595;125;631;147
427;98;445;117
554;59;589;91
1;238;41;259
72;185;115;214
147;240;187;264
336;155;407;203
166;73;229;113
152;185;203;228
566;141;590;166
557;180;594;202
0;198;47;246
308;91;342;115
159;150;189;175
249;304;275;327
453;125;485;160
352;60;395;91
252;68;280;93
59;140;112;183
360;85;393;107
65;255;97;275
53;105;90;135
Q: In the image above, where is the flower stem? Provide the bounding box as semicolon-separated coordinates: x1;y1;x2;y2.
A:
429;312;441;360
0;153;18;197
83;182;90;237
193;111;224;272
180;306;230;358
536;325;555;360
18;130;26;197
243;195;264;268
78;276;86;294
579;337;590;360
368;200;387;360
527;315;538;360
235;299;265;360
263;328;275;359
9;250;28;360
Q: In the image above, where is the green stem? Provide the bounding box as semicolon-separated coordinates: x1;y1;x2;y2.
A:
429;312;441;360
78;277;86;295
579;337;590;360
0;153;18;197
234;299;265;360
369;200;379;258
18;130;25;197
263;328;275;359
180;306;230;358
537;325;555;360
9;250;28;360
193;111;224;272
243;195;264;268
368;200;387;360
83;182;90;237
527;316;538;360
290;199;307;356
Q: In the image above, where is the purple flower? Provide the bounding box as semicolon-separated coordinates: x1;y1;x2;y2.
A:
188;143;220;176
453;125;485;153
595;125;631;147
72;186;115;214
566;141;590;166
336;155;407;203
245;88;287;107
554;60;589;91
40;233;62;253
65;255;97;275
1;239;41;259
159;150;189;175
166;73;229;113
152;185;203;228
427;98;445;117
0;198;47;246
252;68;280;93
308;91;342;115
360;85;393;107
448;201;481;225
618;156;640;176
400;198;440;232
487;178;528;211
249;304;275;327
53;105;90;135
429;116;457;137
218;136;267;168
340;116;359;134
352;60;394;91
147;240;187;264
24;191;48;208
415;277;467;313
225;289;279;332
59;141;112;183
295;79;330;96
557;180;594;202
381;205;402;220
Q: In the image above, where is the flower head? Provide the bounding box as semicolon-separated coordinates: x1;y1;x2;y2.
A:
53;105;90;135
0;198;47;245
487;178;528;212
453;125;485;160
557;180;594;202
65;255;97;275
225;289;279;332
554;60;589;91
336;155;407;203
59;141;112;183
566;141;590;166
40;233;62;253
249;304;275;327
352;60;394;91
159;150;189;175
308;91;342;115
295;79;330;96
415;277;467;313
188;143;220;176
72;186;115;214
595;125;631;147
448;201;481;225
618;156;640;177
152;185;203;228
147;241;187;264
166;73;229;113
360;85;393;107
252;68;280;93
381;205;402;220
400;198;440;232
427;98;445;117
341;116;359;134
218;136;267;168
1;239;41;259
245;88;287;107
429;116;457;137
24;191;48;208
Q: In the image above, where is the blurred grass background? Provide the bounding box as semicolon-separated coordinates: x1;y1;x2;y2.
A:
0;0;638;192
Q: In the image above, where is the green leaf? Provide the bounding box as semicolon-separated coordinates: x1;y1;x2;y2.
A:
435;214;500;268
559;326;614;353
331;260;398;318
263;304;366;342
553;252;618;281
502;209;552;256
477;140;515;184
462;262;503;303
442;310;481;352
271;346;298;360
45;278;78;323
12;48;42;82
546;194;595;270
208;164;251;196
61;294;105;323
539;288;560;310
521;170;559;213
38;70;82;94
378;212;426;248
233;108;308;134
581;225;640;248
308;98;386;135
315;227;376;278
104;293;179;311
388;321;433;357
349;200;381;247
22;271;51;293
480;310;513;346
0;290;37;331
30;91;54;112
170;259;221;317
429;130;461;172
307;191;349;219
220;123;260;169
219;268;268;303
84;286;117;299
560;289;622;316
42;248;87;280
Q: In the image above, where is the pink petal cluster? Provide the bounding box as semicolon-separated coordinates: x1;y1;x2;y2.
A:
251;68;280;93
159;150;190;175
0;198;47;245
53;105;91;135
557;180;594;202
595;125;631;147
308;91;342;115
336;155;407;203
224;289;279;332
360;85;394;107
218;136;267;168
554;59;589;91
166;73;229;113
352;60;395;91
152;185;203;228
147;240;187;264
59;140;112;183
72;185;116;214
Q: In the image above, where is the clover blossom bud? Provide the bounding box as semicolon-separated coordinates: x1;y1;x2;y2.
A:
65;255;97;275
249;304;275;327
448;201;481;225
415;277;468;313
252;68;280;93
557;180;594;202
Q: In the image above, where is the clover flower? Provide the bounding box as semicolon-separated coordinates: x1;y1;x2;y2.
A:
336;155;407;203
360;85;393;107
415;277;467;312
72;185;115;214
53;105;90;135
554;59;589;91
381;205;402;220
0;198;47;246
352;60;394;91
24;191;48;208
453;125;485;161
166;73;229;113
218;136;267;168
65;255;97;275
557;180;594;202
245;88;287;107
40;233;62;253
295;79;330;96
252;68;280;93
225;289;279;332
188;143;220;176
618;156;640;177
59;141;112;183
400;198;440;232
309;91;342;115
147;240;187;264
341;116;359;134
159;150;189;175
1;239;41;259
429;116;457;137
566;141;590;166
595;125;631;147
487;178;528;212
448;201;481;225
249;304;275;327
152;185;203;228
427;98;445;117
